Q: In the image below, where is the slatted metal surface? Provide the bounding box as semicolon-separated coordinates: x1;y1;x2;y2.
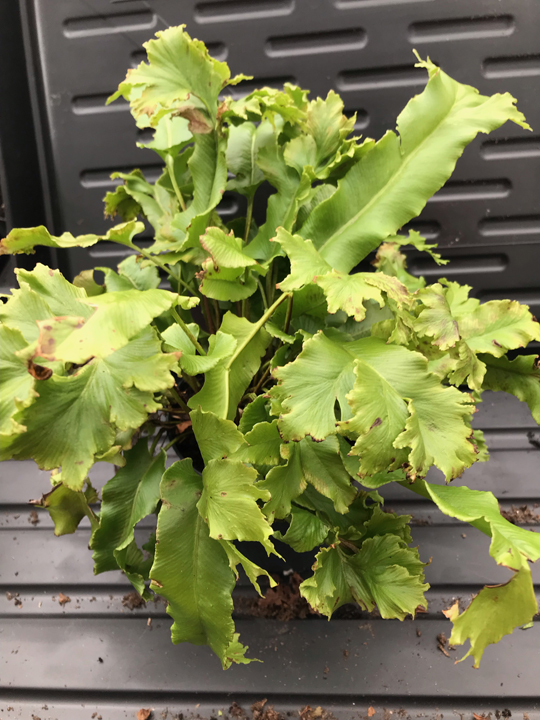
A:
1;393;539;717
17;0;540;323
1;0;540;716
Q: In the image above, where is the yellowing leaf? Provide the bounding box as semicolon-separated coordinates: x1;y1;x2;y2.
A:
2;328;177;488
35;289;177;363
415;283;460;350
0;326;37;433
108;25;230;126
190;407;246;465
31;481;98;536
0;220;144;256
446;567;538;668
481;354;540;424
300;535;428;619
411;479;540;665
272;333;476;480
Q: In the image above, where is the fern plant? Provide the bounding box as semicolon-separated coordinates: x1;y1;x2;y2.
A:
1;25;539;670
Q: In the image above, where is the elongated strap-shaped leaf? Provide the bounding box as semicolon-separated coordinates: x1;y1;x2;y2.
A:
172;133;228;251
300;535;428;619
226;120;275;197
0;220;144;256
481;354;540;424
245;141;312;262
34;289;177;364
406;479;540;665
91;439;165;576
415;480;540;569
299;57;529;272
189;312;271;419
150;459;253;668
31;481;98;536
198;458;273;552
271;332;476;480
2;329;177;488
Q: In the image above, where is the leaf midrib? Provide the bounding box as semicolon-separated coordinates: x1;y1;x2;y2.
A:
318;83;460;258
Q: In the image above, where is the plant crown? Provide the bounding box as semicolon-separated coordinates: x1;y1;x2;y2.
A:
1;25;539;670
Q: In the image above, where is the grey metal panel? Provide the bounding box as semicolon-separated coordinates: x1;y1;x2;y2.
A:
20;0;540;288
2;523;538;590
2;617;540;699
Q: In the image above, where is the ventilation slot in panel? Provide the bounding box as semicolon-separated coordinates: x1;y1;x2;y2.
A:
478;288;540;312
338;64;426;91
427;179;511;203
266;28;367;57
216;194;241;217
131;41;228;67
483;55;540;78
409;15;514;43
409;254;508;277
345;109;369;130
481;137;540;160
72;94;127;115
195;0;295;23
401;220;441;240
80;165;164;189
88;238;154;259
336;0;434;8
479;215;540;237
224;76;296;99
63;11;157;38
